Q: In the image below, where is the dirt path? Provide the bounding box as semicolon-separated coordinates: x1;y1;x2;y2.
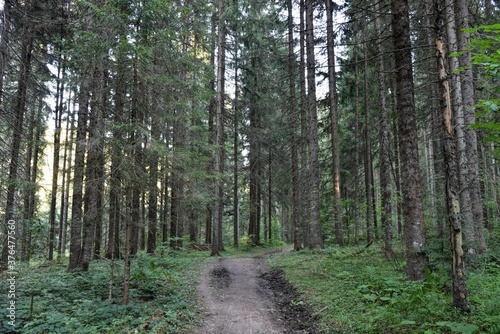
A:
190;252;315;334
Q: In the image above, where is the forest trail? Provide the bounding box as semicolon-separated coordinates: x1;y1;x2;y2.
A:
190;249;315;334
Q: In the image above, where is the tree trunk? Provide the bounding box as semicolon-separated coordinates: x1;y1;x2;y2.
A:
205;4;217;246
129;56;142;256
391;79;403;236
147;121;160;253
326;0;343;246
1;29;33;271
122;194;132;305
106;57;125;259
68;75;89;272
435;8;470;310
93;71;108;260
58;106;73;261
233;43;240;248
288;0;300;251
391;0;427;280
21;97;42;263
0;0;12;106
305;0;322;249
248;4;262;246
455;0;487;254
363;24;374;243
299;0;309;248
444;0;476;255
268;151;272;242
424;0;445;245
212;0;225;256
48;47;65;261
81;68;104;271
376;2;394;259
354;33;361;245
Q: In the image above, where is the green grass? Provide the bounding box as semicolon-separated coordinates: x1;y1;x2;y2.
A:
3;242;497;334
0;248;209;334
0;243;289;334
266;244;500;334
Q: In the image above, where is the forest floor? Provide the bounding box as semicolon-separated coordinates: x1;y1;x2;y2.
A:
190;249;316;334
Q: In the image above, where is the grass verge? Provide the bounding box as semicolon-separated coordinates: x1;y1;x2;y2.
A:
266;244;500;334
0;248;208;334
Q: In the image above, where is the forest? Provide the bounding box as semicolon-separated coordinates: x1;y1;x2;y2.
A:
0;0;499;333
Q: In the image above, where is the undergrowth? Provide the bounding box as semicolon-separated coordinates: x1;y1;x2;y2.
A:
0;248;207;334
267;244;500;334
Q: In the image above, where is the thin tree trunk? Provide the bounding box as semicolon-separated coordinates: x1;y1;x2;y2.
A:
212;0;225;256
139;192;146;251
106;41;126;259
288;0;300;252
147;122;160;253
233;44;239;248
326;0;343;246
305;0;322;249
81;68;103;271
68;75;89;272
58;106;73;261
162;151;170;244
129;55;141;256
248;24;262;246
376;2;393;259
268;151;272;242
122;194;132;305
391;82;403;236
299;0;309;248
22;97;42;263
363;24;374;243
92;68;107;260
286;0;301;248
206;4;217;246
354;33;360;245
48;52;65;261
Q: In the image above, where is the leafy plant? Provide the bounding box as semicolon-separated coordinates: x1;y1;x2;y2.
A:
0;251;207;333
267;244;498;333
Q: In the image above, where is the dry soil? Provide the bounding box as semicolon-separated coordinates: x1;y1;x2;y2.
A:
190;251;316;334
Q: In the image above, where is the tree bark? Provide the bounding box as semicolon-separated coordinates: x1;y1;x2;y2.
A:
305;0;322;249
299;0;309;248
435;7;470;310
288;0;300;251
391;0;427;280
1;25;33;270
21;97;42;263
363;23;374;243
58;106;73;261
48;42;66;261
212;0;226;256
233;42;240;248
354;33;361;245
326;0;343;246
81;66;105;270
455;0;487;253
444;0;474;253
147;121;160;253
68;74;89;272
375;2;393;259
